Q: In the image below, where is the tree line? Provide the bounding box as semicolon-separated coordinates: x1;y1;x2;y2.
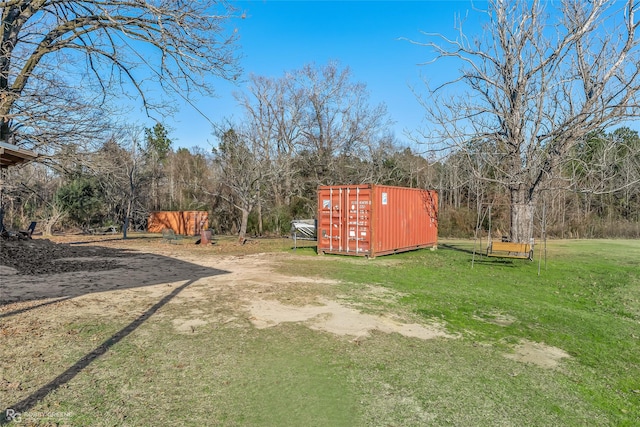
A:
2;62;639;240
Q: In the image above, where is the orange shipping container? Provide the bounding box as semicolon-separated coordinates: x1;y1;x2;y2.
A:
317;184;437;258
148;211;209;236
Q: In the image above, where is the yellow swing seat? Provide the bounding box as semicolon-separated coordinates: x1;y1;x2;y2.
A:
486;241;533;260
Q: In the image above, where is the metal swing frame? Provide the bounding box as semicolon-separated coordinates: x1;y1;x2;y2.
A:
472;201;548;273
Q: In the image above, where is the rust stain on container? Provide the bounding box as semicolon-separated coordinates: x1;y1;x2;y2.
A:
148;211;208;236
317;184;437;258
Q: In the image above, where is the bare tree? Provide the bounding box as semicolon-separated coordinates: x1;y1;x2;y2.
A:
1;0;239;154
232;63;393;231
413;0;640;242
294;62;392;186
235;73;303;209
234;74;295;233
91;127;148;236
212;126;262;243
567;127;640;223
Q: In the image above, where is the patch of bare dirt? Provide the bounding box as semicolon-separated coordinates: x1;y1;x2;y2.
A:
1;235;456;345
504;339;571;369
246;297;454;341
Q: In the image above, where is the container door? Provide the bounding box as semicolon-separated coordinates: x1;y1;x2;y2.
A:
318;186;371;255
345;187;371;254
319;187;345;252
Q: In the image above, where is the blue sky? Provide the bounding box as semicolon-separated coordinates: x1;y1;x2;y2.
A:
150;1;485;150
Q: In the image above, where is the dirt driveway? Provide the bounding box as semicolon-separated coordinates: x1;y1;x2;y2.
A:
1;235;451;344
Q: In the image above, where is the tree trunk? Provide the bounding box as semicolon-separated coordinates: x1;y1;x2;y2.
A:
510;188;535;243
238;207;250;243
123;199;131;240
284;168;292;206
152;173;157;211
1;120;10;143
257;198;263;236
256;188;263;236
43;209;66;237
170;163;175;209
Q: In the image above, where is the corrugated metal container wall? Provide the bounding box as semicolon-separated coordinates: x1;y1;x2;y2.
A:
147;211;208;236
317;184;437;258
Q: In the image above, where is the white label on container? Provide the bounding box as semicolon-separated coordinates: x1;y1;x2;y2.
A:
349;230;356;237
323;200;331;209
382;192;388;205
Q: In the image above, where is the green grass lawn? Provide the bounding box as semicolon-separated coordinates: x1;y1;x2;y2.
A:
280;239;640;425
3;239;638;426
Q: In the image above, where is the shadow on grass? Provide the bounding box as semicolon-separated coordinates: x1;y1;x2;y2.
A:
440;243;477;256
470;258;521;266
1;238;230;422
291;244;318;254
440;243;524;267
0;297;72;319
1;278;208;423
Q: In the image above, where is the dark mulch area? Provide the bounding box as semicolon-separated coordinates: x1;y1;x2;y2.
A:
0;238;133;275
